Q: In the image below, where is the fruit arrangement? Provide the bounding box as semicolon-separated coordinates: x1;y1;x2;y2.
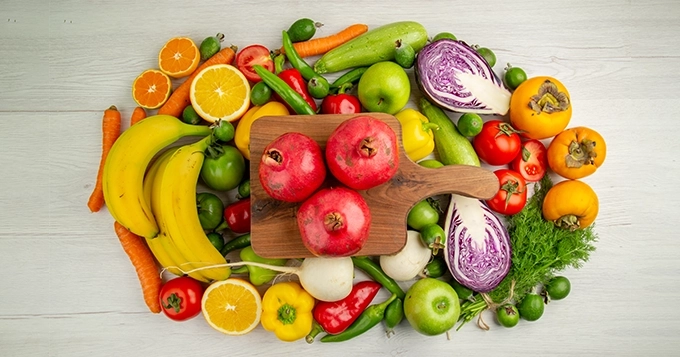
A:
88;19;606;342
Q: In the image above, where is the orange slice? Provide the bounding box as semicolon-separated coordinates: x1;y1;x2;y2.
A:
131;69;172;109
201;278;262;335
189;64;250;123
158;37;200;78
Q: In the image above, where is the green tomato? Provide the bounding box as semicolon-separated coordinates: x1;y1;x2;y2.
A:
407;199;440;230
238;179;250;198
307;75;330;99
504;65;528;91
475;47;496;67
250;81;272;106
196;192;224;230
518;293;544;321
496;304;520;328
213;120;235;143
200;145;246;191
206;232;225;252
182;105;202;125
419;223;446;254
432;32;457;42
545;276;571;300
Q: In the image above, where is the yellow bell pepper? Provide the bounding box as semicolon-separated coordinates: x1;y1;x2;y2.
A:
234;101;289;160
261;281;315;342
394;108;439;162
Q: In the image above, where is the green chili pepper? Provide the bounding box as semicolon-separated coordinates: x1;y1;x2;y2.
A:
282;30;326;83
235;246;288;286
351;257;405;300
330;67;368;89
320;294;397;343
253;65;315;115
384;298;404;337
220;233;251;256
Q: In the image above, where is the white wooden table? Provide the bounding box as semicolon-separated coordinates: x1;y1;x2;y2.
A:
2;0;678;355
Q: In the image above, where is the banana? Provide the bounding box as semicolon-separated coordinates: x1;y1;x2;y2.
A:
147;146;211;283
102;115;211;238
159;136;230;282
141;147;184;277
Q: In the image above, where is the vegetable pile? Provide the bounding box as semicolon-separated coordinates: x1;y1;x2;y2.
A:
88;18;607;343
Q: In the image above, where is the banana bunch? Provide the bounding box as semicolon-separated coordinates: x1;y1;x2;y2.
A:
103;115;230;282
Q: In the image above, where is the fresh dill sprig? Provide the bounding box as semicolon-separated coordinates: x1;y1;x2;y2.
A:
487;175;599;303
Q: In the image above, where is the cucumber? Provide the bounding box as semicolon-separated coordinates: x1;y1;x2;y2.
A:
418;98;481;166
313;21;428;74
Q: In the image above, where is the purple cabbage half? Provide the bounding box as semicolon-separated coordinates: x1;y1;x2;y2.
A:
415;39;511;115
444;194;511;293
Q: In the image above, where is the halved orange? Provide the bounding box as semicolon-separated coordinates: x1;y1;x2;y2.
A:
158;37;200;78
189;64;250;123
201;278;262;335
131;69;172;109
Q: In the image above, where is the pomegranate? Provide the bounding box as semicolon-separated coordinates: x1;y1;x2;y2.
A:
258;132;326;203
325;116;399;190
297;186;371;257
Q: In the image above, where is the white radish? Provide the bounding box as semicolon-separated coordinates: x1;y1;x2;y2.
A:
174;256;354;302
380;230;432;281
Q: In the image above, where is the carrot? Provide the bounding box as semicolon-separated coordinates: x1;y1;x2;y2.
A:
129;106;147;126
279;24;369;58
157;45;237;118
114;221;162;314
87;105;121;213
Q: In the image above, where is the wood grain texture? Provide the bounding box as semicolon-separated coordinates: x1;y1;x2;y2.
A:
249;114;498;258
1;0;680;355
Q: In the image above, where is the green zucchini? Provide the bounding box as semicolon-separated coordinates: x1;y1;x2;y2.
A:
418;98;480;166
313;21;428;74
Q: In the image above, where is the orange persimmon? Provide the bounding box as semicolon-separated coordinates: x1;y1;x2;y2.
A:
509;76;572;140
547;127;607;179
542;179;599;230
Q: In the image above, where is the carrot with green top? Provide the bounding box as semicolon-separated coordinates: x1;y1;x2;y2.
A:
87;105;121;213
114;221;162;314
157;45;238;118
129;106;147;126
279;24;368;58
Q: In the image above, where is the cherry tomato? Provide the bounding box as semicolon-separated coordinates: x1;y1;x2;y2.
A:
235;44;274;83
485;169;527;215
159;277;204;321
511;139;547;182
473;120;522;166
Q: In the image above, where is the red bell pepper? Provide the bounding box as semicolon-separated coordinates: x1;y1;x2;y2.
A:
221;198;250;234
320;82;361;114
272;54;317;112
305;280;381;343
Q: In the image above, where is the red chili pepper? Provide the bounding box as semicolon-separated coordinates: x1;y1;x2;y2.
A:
306;280;381;343
222;198;251;234
272;54;317;112
320;82;361;114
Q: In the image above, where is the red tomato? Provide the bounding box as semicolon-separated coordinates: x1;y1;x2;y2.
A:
485;169;527;215
472;120;522;166
235;44;274;83
511;139;548;182
159;277;204;321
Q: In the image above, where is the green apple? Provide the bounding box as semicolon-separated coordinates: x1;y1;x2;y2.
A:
403;278;460;336
357;61;410;114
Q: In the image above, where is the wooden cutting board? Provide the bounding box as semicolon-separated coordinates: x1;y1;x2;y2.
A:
248;113;499;259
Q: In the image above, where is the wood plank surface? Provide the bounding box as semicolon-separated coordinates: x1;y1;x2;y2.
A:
1;0;679;356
